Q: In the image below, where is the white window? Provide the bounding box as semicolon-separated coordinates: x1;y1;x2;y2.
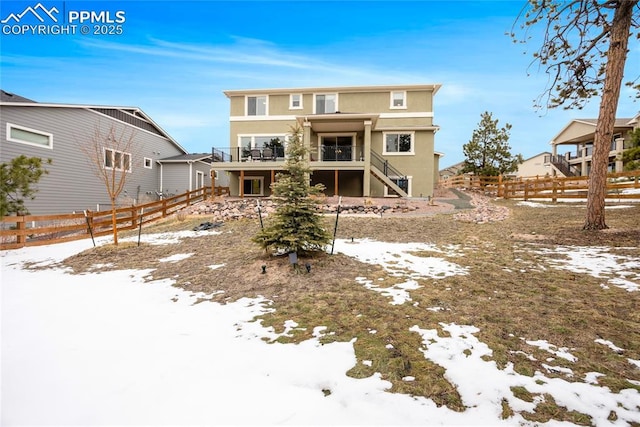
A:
314;93;337;114
104;148;131;172
390;91;406;109
290;94;303;109
144;157;153;169
246;95;267;116
383;132;414;155
7;123;53;149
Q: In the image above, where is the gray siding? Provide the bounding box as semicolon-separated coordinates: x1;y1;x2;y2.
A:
160;163;188;195
0;105;184;214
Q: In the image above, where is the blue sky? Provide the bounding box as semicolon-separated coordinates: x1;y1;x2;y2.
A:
1;0;638;167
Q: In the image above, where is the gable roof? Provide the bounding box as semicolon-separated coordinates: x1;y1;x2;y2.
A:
521;151;551;162
158;153;212;163
550;117;634;145
1;90;36;103
0;91;188;154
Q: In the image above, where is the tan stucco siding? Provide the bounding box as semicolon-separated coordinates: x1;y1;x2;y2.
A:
369;130;435;197
229;96;245;117
268;94;290;115
337;90;433;113
229;120;297;145
376;116;434;128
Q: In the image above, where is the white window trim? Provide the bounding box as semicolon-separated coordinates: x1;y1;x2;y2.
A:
313;93;339;114
241;176;264;196
6;123;53;149
384;175;412;197
390;91;407;109
104;148;132;172
289;94;303;110
143;157;153;169
383;131;415;155
245;95;269;116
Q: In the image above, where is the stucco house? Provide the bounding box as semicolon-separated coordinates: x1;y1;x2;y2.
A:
0;90;211;215
514;152;552;178
211;84;442;198
547;115;639;177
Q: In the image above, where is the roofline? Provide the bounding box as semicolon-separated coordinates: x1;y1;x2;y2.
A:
0;101;188;154
224;84;442;98
157;155;212;164
549;118;634;145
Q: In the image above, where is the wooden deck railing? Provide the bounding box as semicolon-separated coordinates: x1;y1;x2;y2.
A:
0;186;229;250
440;171;640;201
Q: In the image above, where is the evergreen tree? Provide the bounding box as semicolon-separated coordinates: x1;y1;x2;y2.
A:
622;128;640;171
0;155;51;217
461;112;523;176
253;126;331;255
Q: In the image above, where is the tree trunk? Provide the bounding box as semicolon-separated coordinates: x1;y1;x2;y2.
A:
111;197;118;245
584;1;636;230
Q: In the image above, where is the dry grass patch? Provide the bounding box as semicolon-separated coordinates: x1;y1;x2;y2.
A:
58;198;640;421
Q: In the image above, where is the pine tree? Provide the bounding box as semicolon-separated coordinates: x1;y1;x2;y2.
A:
0;155;51;217
622;129;640;171
253;126;331;255
461;112;523;176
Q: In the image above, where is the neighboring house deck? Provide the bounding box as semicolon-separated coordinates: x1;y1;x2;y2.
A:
212;84;442;198
0;90;212;215
547;115;639;177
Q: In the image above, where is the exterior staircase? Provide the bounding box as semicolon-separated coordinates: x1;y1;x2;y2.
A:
370;151;409;197
547;154;579;177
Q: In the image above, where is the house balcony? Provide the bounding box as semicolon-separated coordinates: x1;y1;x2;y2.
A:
548;137;630;176
211;146;366;171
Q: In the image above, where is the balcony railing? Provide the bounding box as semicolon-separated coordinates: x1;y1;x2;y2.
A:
212;146;286;162
212;146;365;163
319;146;363;162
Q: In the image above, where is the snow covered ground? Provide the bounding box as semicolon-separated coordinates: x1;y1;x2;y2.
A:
2;231;639;426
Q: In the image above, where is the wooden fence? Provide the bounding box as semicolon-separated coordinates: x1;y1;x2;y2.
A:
440;171;640;201
0;186;229;250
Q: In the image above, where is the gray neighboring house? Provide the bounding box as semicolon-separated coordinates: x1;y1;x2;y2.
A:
1;90;212;215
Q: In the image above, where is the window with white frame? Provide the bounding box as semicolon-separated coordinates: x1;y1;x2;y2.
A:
143;157;153;169
390;91;406;109
7;123;53;149
247;95;267;116
104;148;131;172
290;94;303;109
384;132;414;154
315;93;337;114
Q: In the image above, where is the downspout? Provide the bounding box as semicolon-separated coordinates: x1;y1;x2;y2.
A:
189;161;193;192
159;162;163;193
